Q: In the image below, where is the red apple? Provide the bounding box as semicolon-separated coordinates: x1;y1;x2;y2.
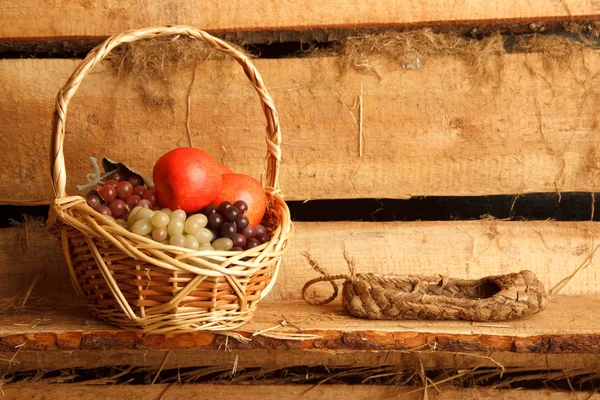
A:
218;163;234;175
153;148;222;213
212;174;267;226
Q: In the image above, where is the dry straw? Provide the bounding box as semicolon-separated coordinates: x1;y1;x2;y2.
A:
338;29;506;81
47;26;293;333
109;37;245;107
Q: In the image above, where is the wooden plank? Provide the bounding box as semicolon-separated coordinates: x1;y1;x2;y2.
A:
3;384;595;400
1;297;600;354
4;349;599;372
3;221;600;301
2;0;600;42
2;52;600;203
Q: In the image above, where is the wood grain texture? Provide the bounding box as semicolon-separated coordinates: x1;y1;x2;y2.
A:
4;349;599;372
3;384;595;400
1;297;600;354
3;221;600;301
2;53;600;204
1;0;600;41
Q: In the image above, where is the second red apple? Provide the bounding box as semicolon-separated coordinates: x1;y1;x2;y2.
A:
212;174;267;226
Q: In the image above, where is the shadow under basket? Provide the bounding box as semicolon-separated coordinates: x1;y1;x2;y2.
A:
303;269;548;322
47;26;293;333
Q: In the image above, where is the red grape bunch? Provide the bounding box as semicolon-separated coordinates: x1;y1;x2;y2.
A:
84;170;158;221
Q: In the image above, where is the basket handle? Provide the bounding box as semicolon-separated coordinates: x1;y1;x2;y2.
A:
50;25;282;199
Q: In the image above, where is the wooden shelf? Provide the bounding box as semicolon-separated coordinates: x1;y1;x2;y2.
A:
1;296;599;354
2;384;594;400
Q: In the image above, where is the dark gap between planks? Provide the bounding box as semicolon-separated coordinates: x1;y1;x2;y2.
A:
1;364;599;391
2;24;600;59
2;192;599;228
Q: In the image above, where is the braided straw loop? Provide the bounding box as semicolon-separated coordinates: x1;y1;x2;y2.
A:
48;26;293;333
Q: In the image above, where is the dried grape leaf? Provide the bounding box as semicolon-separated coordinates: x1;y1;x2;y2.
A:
102;157;154;188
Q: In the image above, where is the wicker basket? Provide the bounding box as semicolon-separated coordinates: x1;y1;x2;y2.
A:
302;254;547;322
48;26;293;333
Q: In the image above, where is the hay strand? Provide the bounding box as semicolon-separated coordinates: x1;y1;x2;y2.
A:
551;243;600;295
152;351;171;385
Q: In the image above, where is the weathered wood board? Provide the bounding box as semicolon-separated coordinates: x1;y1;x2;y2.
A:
1;0;599;41
3;384;595;400
3;221;600;301
4;349;599;372
0;297;599;353
2;52;600;203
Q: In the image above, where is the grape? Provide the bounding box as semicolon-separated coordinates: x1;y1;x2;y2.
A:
201;205;218;216
213;237;233;251
98;185;116;202
220;222;237;238
117;219;129;228
137;199;152;209
85;193;102;210
128;206;143;222
152;227;168;241
233;200;248;214
185;235;200;250
241;226;256;238
118;211;129;222
255;225;267;237
231;233;247;248
126;195;141;209
137;207;155;221
195;228;213;245
224;206;239;222
97;206;111;216
131;219;152;236
236;215;249;231
207;213;223;230
142;190;158;207
160;208;173;216
167;219;184;237
231;246;244;251
188;213;208;228
133;185;147;197
116;181;133;199
208;228;219;242
109;199;126;217
184;219;201;235
128;175;143;187
218;201;233;215
151;211;169;228
170;234;186;247
245;238;260;250
104;179;119;187
199;243;215;252
110;170;127;182
90;184;102;191
171;210;186;221
257;233;270;244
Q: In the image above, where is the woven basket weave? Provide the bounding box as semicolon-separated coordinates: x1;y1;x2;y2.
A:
302;254;547;322
48;26;293;333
